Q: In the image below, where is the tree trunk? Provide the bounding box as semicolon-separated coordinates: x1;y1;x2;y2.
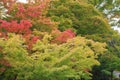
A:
110;70;113;80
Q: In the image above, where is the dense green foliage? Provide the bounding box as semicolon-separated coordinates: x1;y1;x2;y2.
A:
48;0;112;35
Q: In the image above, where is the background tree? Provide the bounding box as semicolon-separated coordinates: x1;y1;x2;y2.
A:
87;0;120;28
92;32;120;80
48;0;112;34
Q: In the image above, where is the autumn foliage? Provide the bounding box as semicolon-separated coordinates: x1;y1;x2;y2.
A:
0;0;109;80
51;29;75;44
0;20;32;34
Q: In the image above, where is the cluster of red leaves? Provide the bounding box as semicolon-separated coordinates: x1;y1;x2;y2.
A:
16;1;53;25
52;29;76;44
15;3;44;19
0;20;32;35
0;20;39;50
23;34;39;50
2;0;53;25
